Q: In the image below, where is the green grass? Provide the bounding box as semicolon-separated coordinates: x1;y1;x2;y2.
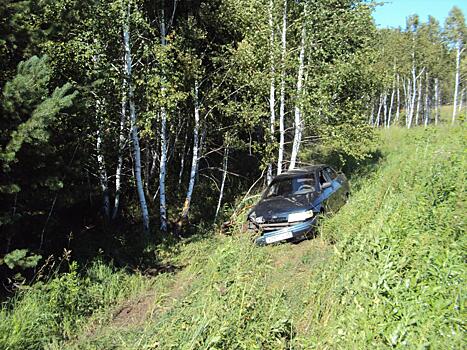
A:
437;104;465;124
1;125;465;349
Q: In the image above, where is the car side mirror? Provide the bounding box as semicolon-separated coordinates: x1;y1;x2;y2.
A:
321;182;332;189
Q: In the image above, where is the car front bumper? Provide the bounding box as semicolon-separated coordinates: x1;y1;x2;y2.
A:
255;217;318;245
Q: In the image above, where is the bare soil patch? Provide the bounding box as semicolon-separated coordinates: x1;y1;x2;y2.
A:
111;293;157;327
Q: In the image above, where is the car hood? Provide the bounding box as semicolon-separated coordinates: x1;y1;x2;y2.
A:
252;194;317;220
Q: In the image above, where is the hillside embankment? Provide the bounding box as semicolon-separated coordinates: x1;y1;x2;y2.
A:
1;126;465;349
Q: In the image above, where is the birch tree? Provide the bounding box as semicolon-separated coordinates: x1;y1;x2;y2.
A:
124;1;149;234
181;80;200;220
289;2;307;170
277;0;287;175
215;145;229;220
112;77;128;220
445;7;466;124
158;7;169;233
95;101;110;220
267;0;276;183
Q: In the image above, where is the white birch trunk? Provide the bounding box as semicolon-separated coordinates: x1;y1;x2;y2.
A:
387;82;395;128
277;0;287;175
403;77;410;127
369;102;375;125
267;0;276;184
289;3;306;170
181;80;200;219
215;145;229;220
424;72;430;127
452;45;462;124
92;53;110;220
376;94;383;127
112;78;127;220
459;87;465;115
407;61;417;128
395;74;400;124
434;77;439;125
415;70;423;126
464;89;467;120
382;91;388;127
159;9;168;232
124;4;149;234
178;130;188;188
96;113;110;220
401;76;407;123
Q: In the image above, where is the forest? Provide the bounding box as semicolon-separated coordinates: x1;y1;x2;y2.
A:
0;0;465;348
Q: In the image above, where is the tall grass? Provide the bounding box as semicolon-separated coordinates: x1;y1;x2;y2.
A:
309;125;465;347
1;125;465;349
0;261;154;349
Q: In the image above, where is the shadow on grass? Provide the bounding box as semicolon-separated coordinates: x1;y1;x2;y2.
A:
67;218;216;280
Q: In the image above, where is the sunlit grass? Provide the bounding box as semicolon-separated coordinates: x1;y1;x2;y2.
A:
1;125;465;349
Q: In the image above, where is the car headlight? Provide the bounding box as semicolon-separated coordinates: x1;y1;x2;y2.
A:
288;210;313;223
255;216;265;224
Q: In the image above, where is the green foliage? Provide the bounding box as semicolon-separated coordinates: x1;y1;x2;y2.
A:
0;54;78;258
1;2;464;347
2;75;77;166
316;126;465;347
0;126;454;349
0;260;154;349
1;249;42;269
56;126;463;349
444;6;467;47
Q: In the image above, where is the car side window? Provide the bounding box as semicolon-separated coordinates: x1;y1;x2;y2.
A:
325;167;337;180
318;170;332;186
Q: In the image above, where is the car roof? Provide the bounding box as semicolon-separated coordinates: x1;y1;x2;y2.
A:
272;165;327;182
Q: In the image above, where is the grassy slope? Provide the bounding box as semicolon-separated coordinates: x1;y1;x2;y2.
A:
1;126;465;349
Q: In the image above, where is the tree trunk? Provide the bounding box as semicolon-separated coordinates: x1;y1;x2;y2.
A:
92;52;110;221
215;145;229;220
289;3;306;170
459;87;465;115
124;3;149;234
395;74;400;124
181;80;200;220
376;93;383;127
464;89;467;120
159;8;168;233
434;77;439;125
407;61;417;128
403;77;410;127
425;72;430;127
452;45;462;124
277;0;287;175
112;78;128;220
178;129;188;188
267;0;276;184
382;91;388;128
415;70;423;126
387;82;395;128
96;112;110;220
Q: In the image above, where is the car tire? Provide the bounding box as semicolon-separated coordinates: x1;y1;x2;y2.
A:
344;192;350;204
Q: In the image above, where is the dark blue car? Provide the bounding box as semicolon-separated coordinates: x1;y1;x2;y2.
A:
248;165;349;245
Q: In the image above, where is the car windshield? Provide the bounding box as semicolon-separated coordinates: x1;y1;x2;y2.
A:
264;176;316;198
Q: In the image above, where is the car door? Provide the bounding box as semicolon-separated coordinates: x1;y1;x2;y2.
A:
324;167;345;208
317;169;336;212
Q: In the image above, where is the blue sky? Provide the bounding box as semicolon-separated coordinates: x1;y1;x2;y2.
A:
372;0;467;29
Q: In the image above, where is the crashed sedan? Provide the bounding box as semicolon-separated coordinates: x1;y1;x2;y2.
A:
248;165;349;245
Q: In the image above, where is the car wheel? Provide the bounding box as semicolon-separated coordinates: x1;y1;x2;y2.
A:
344;192;350;204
